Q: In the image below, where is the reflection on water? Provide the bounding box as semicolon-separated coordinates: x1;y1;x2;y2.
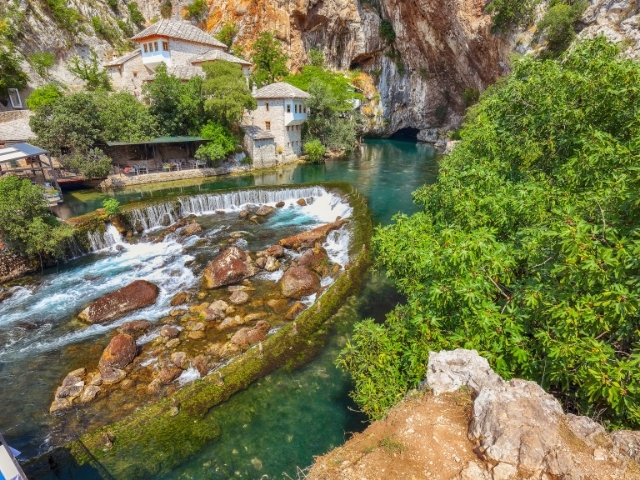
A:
4;140;439;478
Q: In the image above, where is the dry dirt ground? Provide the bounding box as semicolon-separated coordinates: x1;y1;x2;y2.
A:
307;390;478;480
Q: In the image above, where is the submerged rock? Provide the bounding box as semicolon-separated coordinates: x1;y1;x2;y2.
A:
99;334;138;371
171;352;188;369
202;246;257;289
156;366;182;384
78;280;159;324
281;266;320;299
160;326;180;339
286;302;306;320
117;320;152;337
170;292;192;306
267;298;289;314
50;397;72;413
218;315;246;330
182;222;202;236
230;320;271;350
101;367;127;385
229;290;250;305
264;256;280;272
79;385;101;404
279;219;347;250
256;256;267;269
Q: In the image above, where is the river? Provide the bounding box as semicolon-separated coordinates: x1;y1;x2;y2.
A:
0;139;438;479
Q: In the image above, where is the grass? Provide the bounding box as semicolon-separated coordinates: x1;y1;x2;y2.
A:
379;436;405;454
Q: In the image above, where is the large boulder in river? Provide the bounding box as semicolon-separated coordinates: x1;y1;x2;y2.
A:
279;219;347;250
99;334;137;371
297;245;330;276
281;265;320;299
202;246;257;289
78;280;159;324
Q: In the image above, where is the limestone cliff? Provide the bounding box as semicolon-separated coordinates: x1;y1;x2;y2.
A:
307;349;640;480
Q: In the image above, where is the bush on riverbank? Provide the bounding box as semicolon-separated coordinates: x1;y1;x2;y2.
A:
338;37;640;428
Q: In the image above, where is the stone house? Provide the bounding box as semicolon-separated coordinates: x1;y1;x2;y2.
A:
105;19;251;94
242;83;312;167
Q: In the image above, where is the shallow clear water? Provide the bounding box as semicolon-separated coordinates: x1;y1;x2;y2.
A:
1;140;438;478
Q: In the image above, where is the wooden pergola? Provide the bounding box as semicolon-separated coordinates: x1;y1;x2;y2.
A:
0;142;62;204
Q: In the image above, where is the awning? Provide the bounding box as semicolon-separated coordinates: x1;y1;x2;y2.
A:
0;142;49;164
105;136;206;147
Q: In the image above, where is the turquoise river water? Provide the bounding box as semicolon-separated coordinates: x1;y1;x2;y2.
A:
0;139;438;479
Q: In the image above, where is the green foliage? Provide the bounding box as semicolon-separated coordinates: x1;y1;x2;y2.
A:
92;16;121;44
117;19;133;38
29;51;56;78
240;156;252;165
303;79;364;152
107;0;118;11
0;1;25;44
160;0;172;19
201;60;256;127
379;20;396;43
308;47;324;67
94;91;159;142
0;176;74;260
127;2;145;26
25;83;64;110
462;88;480;107
251;32;289;87
142;63;206;136
67;49;111;91
537;0;588;57
102;198;121;216
44;0;81;32
30;92;102;156
61;148;113;179
339;37;640;428
184;0;207;21
434;103;448;124
286;66;363;110
194;122;236;163
486;0;540;34
449;129;462;141
0;47;28;96
215;21;237;48
304;139;326;163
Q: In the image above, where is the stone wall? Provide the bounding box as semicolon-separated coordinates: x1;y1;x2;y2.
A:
0;251;37;283
107;54;151;94
244;136;277;169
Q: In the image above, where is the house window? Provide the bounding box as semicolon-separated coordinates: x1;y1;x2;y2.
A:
162;41;169;51
286;104;291;113
265;102;269;111
265;121;271;130
304;106;307;113
143;44;148;53
154;42;159;52
133;71;138;78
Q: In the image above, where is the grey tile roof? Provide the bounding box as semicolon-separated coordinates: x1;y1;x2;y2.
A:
147;65;204;81
192;49;252;66
253;82;312;99
131;19;227;48
0;114;35;142
244;125;275;140
105;49;141;67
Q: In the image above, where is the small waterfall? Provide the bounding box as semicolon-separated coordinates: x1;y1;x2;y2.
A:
128;203;179;232
87;225;124;251
178;186;328;216
63;236;85;260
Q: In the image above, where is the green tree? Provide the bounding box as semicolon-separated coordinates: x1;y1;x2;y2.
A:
29;51;56;78
486;0;540;34
303;139;326;163
215;21;238;48
61;148;113;179
251;32;289;87
307;47;324;67
142;63;206;136
0;176;74;261
184;0;207;21
94;91;159;142
201;60;256;127
30;92;102;156
338;37;640;428
286;66;363;110
0;47;28;96
379;20;396;43
194;122;236;163
25;83;64;110
160;0;172;19
67;49;111;91
127;2;145;26
537;0;588;57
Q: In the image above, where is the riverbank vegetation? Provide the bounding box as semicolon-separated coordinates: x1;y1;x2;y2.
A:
339;37;640;429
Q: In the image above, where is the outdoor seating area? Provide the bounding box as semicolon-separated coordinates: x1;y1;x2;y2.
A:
114;157;213;176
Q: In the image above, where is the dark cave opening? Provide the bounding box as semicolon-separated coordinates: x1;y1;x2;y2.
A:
389;127;420;142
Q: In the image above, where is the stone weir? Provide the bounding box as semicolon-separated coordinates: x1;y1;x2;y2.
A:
24;182;373;479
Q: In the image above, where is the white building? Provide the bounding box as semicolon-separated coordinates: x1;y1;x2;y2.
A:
243;82;312;168
104;19;251;94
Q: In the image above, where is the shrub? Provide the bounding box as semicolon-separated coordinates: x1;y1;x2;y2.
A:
0;47;28;96
107;0;118;11
102;198;121;216
304;139;326;163
308;47;324;67
338;38;640;428
486;0;540;34
462;87;480;107
29;51;56;78
127;2;146;26
434;103;448;124
160;0;172;19
215;21;237;48
117;19;133;38
195;122;236;162
379;19;396;43
537;0;588;57
67;49;111;91
26;83;63;110
91;16;120;44
61;148;113;179
184;0;207;21
44;0;81;32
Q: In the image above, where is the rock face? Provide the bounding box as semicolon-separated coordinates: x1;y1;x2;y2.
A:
202;247;257;289
78;280;159;324
99;334;137;371
279;220;347;250
281;265;321;299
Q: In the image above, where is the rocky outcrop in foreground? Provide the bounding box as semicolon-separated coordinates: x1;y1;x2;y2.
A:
308;349;640;480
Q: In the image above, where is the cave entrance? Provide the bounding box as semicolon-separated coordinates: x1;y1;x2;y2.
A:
389;127;420;142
